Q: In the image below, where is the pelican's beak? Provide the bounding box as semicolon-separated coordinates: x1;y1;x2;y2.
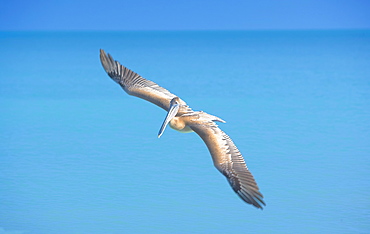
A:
158;102;179;138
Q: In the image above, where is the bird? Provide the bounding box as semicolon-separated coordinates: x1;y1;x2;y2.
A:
99;49;265;209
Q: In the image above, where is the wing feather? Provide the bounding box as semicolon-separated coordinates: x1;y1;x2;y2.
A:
100;49;186;111
188;116;265;209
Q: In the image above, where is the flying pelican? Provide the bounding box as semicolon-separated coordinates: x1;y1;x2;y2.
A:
100;49;265;209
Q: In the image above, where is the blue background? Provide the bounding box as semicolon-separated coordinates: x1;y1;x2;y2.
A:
1;0;370;30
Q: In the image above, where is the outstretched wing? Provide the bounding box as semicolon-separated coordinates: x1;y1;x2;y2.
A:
100;49;187;111
189;117;265;209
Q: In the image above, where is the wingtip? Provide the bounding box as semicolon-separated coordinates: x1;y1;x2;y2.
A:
99;49;116;76
100;48;105;56
256;199;266;210
99;49;106;61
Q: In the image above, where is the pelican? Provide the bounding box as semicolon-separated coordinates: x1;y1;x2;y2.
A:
100;49;265;209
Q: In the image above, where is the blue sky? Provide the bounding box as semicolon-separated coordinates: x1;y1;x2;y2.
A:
1;0;370;30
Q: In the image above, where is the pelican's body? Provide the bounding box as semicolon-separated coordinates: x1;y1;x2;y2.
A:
169;117;193;133
100;49;265;209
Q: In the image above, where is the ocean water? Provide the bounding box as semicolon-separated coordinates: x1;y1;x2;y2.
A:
0;31;369;233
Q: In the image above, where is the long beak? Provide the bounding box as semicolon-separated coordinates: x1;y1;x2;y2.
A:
158;103;179;138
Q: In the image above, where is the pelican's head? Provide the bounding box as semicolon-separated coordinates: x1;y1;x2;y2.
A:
158;97;181;138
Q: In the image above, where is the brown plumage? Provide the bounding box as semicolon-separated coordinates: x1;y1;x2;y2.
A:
100;49;265;209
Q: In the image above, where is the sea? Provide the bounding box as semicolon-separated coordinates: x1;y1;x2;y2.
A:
1;31;369;233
